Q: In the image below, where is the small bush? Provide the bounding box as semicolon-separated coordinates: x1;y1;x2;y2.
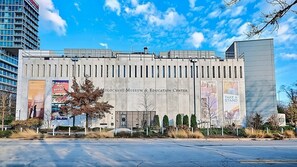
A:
176;114;182;127
0;130;12;138
10;129;42;140
152;115;160;128
284;130;295;138
190;114;197;128
86;131;114;138
183;115;189;127
168;129;204;138
163;115;169;127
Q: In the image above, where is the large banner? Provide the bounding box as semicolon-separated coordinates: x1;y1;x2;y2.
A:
28;80;45;119
223;81;240;120
200;81;218;122
51;80;69;120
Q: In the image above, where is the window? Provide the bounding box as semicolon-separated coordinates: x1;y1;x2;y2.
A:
196;66;198;78
234;66;237;78
100;65;103;77
135;65;137;77
112;65;114;77
118;65;120;77
212;66;215;78
60;65;63;77
37;64;39;77
31;64;33;77
179;66;182;78
223;66;226;78
54;65;57;77
229;66;231;78
162;66;165;78
72;65;75;77
207;66;209;78
106;65;109;78
168;66;171;78
123;65;126;78
49;64;51;77
157;65;159;78
152;65;154;78
201;66;204;78
78;65;80;77
239;66;242;78
129;65;131;78
83;65;86;76
185;66;187;78
218;66;220;78
66;65;69;77
190;66;193;78
95;65;98;77
140;65;143;78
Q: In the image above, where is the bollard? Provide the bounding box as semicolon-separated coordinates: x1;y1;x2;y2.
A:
85;127;87;135
115;128;117;135
236;127;239;136
192;127;194;134
161;127;164;135
69;127;71;136
100;127;102;132
146;127;149;136
176;127;178;132
221;127;224;136
281;128;284;134
37;128;39;134
266;127;269;134
5;127;7;131
207;127;209;136
20;127;23;132
252;128;253;134
131;127;133;137
53;128;55;136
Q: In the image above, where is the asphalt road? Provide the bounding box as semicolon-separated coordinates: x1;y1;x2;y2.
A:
0;139;297;167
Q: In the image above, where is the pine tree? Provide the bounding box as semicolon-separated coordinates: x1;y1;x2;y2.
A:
183;115;189;127
190;114;197;128
176;114;182;127
61;77;113;130
162;115;169;128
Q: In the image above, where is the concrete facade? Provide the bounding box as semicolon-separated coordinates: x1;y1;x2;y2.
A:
16;39;277;128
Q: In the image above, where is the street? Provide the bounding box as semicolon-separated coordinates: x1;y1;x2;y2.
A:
0;139;297;166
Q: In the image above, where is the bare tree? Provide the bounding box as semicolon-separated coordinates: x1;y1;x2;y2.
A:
281;81;297;126
1;92;9;131
225;0;297;37
201;95;218;127
139;91;155;128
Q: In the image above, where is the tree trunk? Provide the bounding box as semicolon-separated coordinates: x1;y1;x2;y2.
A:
72;116;75;127
85;113;89;132
1;107;4;131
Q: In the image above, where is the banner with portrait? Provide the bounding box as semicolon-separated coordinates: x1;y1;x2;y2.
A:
223;81;240;120
28;80;45;119
51;80;69;120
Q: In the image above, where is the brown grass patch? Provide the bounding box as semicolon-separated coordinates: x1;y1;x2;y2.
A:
245;128;265;138
10;129;42;140
284;130;295;138
188;131;204;139
86;131;114;138
168;129;204;138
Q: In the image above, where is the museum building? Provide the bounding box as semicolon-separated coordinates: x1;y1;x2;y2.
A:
15;39;277;128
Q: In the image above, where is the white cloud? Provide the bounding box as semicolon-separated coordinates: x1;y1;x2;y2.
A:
74;2;81;11
99;43;108;49
231;6;246;17
189;0;196;9
281;53;297;60
208;9;221;18
238;22;250;35
104;0;121;15
148;8;186;29
35;0;67;36
125;1;154;15
187;32;204;48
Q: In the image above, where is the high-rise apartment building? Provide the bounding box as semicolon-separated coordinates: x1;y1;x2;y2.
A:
0;0;39;94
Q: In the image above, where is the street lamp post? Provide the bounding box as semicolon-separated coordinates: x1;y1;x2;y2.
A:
190;59;198;116
71;56;78;127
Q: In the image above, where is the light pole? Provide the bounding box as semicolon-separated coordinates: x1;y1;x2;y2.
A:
71;56;78;127
190;59;198;116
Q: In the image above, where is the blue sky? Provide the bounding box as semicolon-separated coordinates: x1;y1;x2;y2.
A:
35;0;297;102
